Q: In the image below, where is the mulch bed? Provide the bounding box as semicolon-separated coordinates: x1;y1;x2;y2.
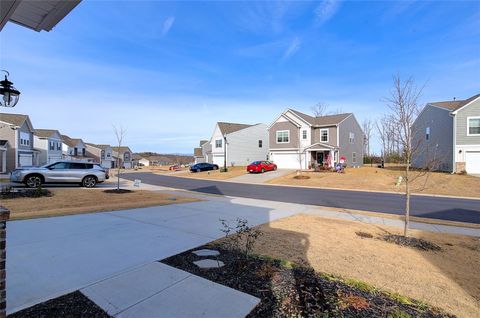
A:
162;244;452;318
103;189;133;194
381;234;442;251
7;291;110;318
0;187;52;199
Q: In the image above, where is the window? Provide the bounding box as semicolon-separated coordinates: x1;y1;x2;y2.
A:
215;139;222;148
74;148;78;156
302;130;307;140
467;117;480;136
70;162;87;169
101;150;105;159
57;142;61;150
425;127;430;140
258;140;263;148
352;152;357;163
349;132;355;144
49;141;55;150
276;130;289;143
82;148;86;156
49;162;69;170
20;132;30;146
320;129;329;142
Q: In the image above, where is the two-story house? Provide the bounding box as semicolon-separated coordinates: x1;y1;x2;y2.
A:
61;135;93;161
193;140;209;164
85;143;114;168
0;113;39;172
268;109;364;169
33;129;63;165
112;146;133;168
206;122;269;167
412;93;480;174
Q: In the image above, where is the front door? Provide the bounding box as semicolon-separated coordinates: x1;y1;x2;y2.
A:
316;152;324;164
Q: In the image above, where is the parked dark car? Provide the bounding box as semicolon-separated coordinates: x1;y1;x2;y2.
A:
247;161;277;173
190;163;219;172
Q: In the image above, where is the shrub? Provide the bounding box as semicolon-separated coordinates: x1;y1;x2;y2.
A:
219;218;263;258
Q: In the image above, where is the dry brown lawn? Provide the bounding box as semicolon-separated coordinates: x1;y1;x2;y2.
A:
267;166;480;198
179;166;248;180
3;189;199;220
244;214;480;318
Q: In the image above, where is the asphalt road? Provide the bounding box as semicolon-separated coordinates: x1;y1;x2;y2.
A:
123;172;480;224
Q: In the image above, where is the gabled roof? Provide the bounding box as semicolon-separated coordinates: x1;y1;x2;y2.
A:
34;129;62;139
112;146;132;154
288;109;351;126
217;122;253;135
0;113;29;126
429;93;480;112
86;143;111;150
199;140;208;146
61;135;83;148
194;148;203;157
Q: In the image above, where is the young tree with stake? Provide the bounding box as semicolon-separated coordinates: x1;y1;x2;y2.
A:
113;125;126;191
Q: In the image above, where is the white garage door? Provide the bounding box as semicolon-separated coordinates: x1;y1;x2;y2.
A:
465;151;480;174
270;152;299;169
19;154;33;167
212;155;224;166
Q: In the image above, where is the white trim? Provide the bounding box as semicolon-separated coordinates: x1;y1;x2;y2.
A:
467;116;480;136
320;128;329;143
276;130;290;144
269;148;300;151
452;113;457;172
451;95;480;114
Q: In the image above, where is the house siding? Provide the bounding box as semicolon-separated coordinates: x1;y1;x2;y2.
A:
338;115;364;167
226;124;269;166
269;121;299;149
0;124;15;172
311;126;338;147
412;105;453;171
455;98;480;145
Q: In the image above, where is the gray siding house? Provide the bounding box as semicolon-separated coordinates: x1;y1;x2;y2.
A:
86;143;114;168
268;109;364;169
0;113;39;172
412;93;480;174
34;129;64;165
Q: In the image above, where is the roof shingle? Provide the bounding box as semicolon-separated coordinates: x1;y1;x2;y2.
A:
429;93;480;111
0;113;29;126
217;122;253;135
289;109;351;126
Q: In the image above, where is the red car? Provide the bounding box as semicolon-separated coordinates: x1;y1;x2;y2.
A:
247;161;277;173
169;164;181;171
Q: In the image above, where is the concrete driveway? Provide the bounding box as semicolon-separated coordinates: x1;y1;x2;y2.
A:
228;169;294;184
7;196;301;314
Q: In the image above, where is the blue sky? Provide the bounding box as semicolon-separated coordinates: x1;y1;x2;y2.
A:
1;0;479;154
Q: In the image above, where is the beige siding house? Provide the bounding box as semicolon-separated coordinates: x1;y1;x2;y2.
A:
268;109;364;169
86;143;114;168
413;93;480;174
34;129;64;165
112;146;133;169
0;113;40;172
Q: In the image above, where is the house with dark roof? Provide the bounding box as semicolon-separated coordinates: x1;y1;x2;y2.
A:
61;135;94;162
34;129;64;165
112;146;133;169
196;122;269;166
412;93;480;174
268;109;364;169
85;143;114;168
0;113;40;172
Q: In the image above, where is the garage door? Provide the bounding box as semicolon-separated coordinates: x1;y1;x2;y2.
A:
19;154;33;167
465;152;480;174
212;155;224;166
270;152;299;169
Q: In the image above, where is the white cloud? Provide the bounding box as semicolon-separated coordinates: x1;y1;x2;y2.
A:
161;16;175;36
283;37;301;60
314;0;341;25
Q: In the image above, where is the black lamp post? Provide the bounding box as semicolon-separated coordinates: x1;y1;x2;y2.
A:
0;71;20;108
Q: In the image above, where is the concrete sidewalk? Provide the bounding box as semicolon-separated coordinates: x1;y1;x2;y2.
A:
82;262;259;317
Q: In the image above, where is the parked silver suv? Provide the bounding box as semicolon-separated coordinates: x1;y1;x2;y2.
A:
10;161;109;188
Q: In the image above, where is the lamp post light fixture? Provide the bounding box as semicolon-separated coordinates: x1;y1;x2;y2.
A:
0;70;21;108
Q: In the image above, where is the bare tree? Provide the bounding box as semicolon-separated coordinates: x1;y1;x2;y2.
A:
362;118;374;164
375;115;389;162
383;74;431;237
296;147;307;175
311;102;328;117
113;125;126;191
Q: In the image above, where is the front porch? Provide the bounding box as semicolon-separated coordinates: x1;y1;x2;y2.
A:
304;143;338;170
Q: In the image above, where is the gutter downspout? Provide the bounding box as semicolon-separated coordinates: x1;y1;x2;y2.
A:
451;113;456;173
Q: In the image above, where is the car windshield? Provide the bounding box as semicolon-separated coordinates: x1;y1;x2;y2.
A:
251;161;261;165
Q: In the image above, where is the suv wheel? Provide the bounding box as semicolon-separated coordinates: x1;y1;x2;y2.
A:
25;175;42;188
82;176;97;188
